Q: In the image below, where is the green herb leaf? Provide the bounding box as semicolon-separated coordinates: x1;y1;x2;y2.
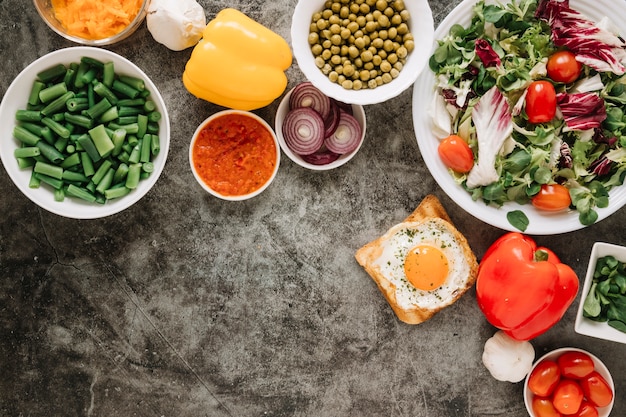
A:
507;210;529;231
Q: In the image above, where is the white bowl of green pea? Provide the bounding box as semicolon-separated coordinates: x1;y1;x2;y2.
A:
0;46;170;219
291;0;434;105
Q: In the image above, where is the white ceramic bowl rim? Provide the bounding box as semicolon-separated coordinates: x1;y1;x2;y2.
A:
291;0;434;105
0;46;170;219
189;110;280;201
275;86;367;171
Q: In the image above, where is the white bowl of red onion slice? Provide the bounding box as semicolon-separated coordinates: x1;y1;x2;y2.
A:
275;82;366;171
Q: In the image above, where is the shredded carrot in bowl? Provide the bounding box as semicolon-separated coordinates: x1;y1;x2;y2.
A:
51;0;144;40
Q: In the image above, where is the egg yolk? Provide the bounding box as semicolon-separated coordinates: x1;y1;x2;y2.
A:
404;245;449;291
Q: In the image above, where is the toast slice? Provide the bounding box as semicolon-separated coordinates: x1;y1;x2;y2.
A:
355;194;478;324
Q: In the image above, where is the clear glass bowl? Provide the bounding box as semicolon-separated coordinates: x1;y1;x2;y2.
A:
32;0;149;46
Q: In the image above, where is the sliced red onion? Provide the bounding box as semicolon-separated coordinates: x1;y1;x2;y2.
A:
301;149;341;165
333;98;353;115
282;107;325;155
324;111;362;154
289;82;331;120
324;100;341;138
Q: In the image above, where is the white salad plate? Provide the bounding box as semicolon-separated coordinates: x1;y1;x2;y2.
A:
412;0;626;235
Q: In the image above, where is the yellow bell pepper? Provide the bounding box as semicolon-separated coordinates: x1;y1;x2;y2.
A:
182;8;292;111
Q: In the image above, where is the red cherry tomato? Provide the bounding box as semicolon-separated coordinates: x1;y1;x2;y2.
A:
547;51;582;84
571;401;599;417
529;360;561;397
526;80;557;124
532;184;572;211
532;396;562;417
557;351;595;379
437;134;474;173
552;379;583;415
580;371;613;408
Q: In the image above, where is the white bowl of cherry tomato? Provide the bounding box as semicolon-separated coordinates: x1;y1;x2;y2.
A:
524;347;614;417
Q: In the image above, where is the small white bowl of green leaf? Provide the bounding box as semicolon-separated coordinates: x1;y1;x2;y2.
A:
575;242;626;344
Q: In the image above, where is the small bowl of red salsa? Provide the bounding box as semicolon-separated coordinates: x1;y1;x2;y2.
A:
189;110;280;201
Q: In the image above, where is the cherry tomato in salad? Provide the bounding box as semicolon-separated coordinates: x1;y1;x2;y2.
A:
528;360;561;397
580;371;613;408
557;351;595;379
526;80;557;124
552;379;584;415
547;51;582;84
571;401;599;417
437;134;474;173
532;184;572;211
532;396;562;417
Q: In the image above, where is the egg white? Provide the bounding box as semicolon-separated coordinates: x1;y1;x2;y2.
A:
371;218;472;310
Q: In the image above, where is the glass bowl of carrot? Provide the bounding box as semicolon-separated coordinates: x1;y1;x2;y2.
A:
33;0;149;46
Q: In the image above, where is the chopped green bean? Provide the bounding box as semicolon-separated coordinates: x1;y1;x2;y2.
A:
95;168;115;195
125;163;141;189
18;157;36;169
60;152;81;169
93;81;118;105
76;134;101;163
14;147;41;158
111;128;127;156
41;91;75;116
128;141;141;164
39;82;68;103
92;159;112;185
41;117;70;138
112;79;139;99
99;106;119;123
37;64;67;83
28;81;45;106
118;75;145;91
13;126;41;146
62;170;89;183
80;152;95;176
64;112;93;129
29;170;41;188
113;163;129;183
103;61;115;87
66;97;89;112
143;100;156;112
142;161;154;173
137;114;148;139
148;111;161;122
16;110;42;123
54;188;65;202
84;98;112;120
150;134;160;155
20;122;47;137
140;133;151;162
88;124;114;157
34;161;63;180
66;184;96;202
104;185;131;200
36;141;65;164
35;173;64;189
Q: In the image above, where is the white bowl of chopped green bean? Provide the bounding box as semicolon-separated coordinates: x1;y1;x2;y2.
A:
291;0;434;105
0;46;170;219
575;242;626;344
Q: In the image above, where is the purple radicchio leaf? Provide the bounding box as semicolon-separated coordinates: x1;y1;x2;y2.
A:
593;129;618;147
556;92;606;130
475;39;502;68
590;155;613;176
536;0;626;74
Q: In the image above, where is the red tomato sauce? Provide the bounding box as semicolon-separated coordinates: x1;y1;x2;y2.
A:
192;113;277;196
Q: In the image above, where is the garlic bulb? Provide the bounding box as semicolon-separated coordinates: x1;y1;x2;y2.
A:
147;0;206;51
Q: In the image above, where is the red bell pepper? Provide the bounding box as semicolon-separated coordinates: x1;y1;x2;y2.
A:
476;232;579;341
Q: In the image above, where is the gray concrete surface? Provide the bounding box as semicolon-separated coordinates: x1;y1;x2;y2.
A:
1;0;625;416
